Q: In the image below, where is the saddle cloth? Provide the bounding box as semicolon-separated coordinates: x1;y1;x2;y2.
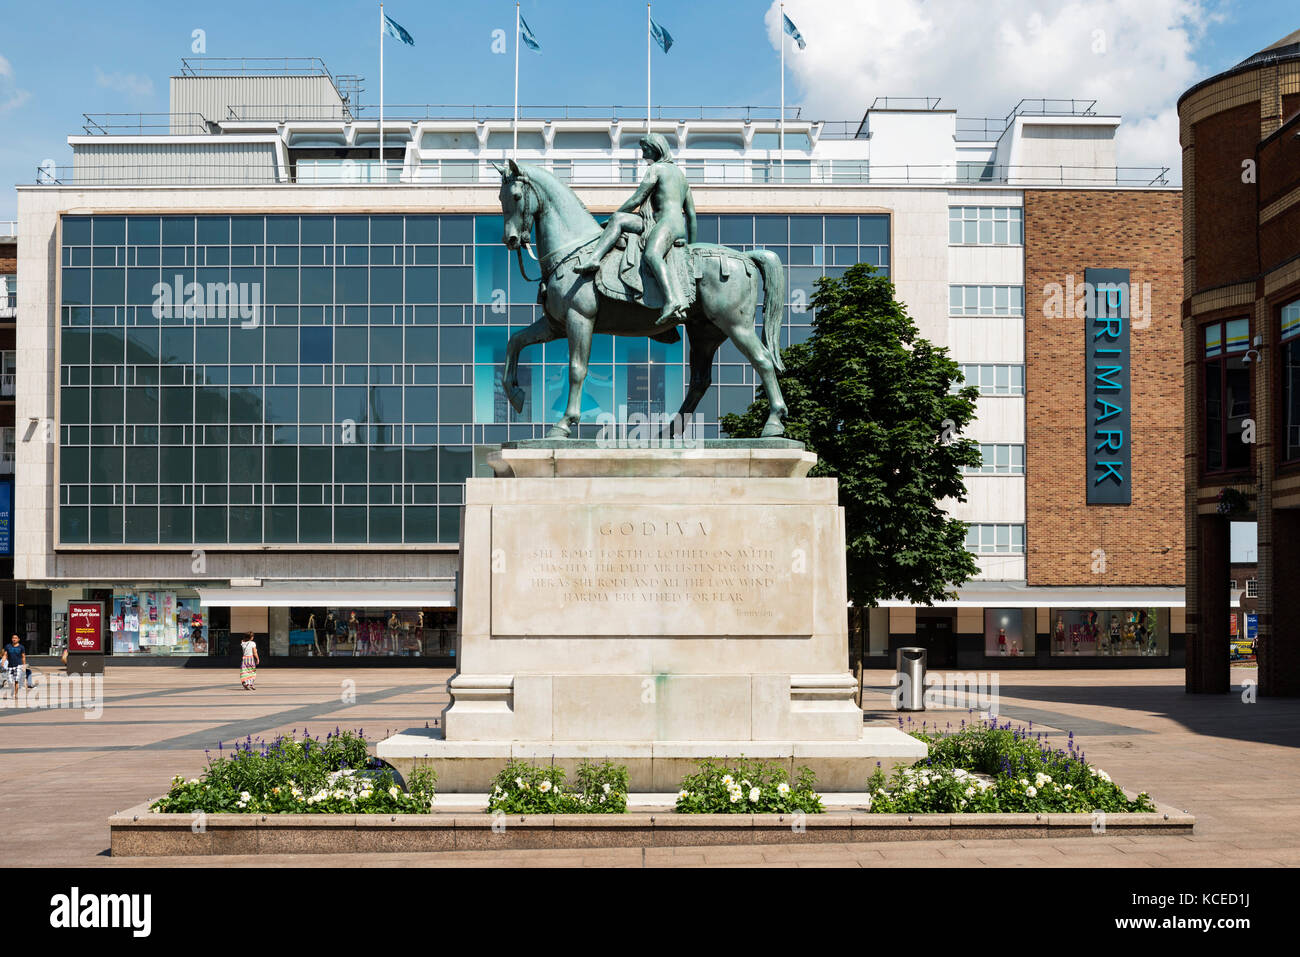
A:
594;233;698;312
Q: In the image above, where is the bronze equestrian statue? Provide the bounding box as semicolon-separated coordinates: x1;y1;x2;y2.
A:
496;148;789;438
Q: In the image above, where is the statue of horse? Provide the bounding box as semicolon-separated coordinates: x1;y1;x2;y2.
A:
495;159;789;438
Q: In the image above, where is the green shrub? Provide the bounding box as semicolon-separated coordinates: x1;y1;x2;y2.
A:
150;730;437;814
674;759;824;814
486;760;629;814
864;719;1155;814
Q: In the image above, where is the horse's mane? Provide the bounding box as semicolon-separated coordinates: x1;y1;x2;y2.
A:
514;164;602;235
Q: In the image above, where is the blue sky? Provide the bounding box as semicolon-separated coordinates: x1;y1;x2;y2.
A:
0;0;1296;219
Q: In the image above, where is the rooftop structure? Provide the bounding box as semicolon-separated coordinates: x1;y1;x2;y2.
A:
44;58;1166;188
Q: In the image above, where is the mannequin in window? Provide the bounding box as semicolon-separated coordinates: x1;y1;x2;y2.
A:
1054;615;1065;654
324;611;337;656
997;627;1007;657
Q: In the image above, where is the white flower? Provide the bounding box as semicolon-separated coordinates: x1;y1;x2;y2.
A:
602;783;611;794
952;769;968;779
1026;786;1038;798
729;792;740;803
187;778;200;785
359;789;373;800
240;791;251;801
964;786;975;797
721;775;734;786
515;777;523;787
748;787;760;802
1064;784;1073;791
776;782;790;796
677;790;689;800
538;780;552;793
1034;773;1051;787
1019;778;1029;787
388;786;400;798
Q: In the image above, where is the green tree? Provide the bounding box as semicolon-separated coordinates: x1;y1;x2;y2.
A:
721;264;982;680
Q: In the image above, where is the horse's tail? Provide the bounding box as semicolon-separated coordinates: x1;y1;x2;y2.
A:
747;249;786;373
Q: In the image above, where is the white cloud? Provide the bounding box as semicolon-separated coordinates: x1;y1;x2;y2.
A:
95;68;155;98
769;0;1220;176
0;54;31;113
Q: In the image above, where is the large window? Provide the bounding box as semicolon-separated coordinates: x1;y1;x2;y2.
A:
1048;608;1168;657
949;206;1023;245
962;444;1024;475
957;363;1024;395
1203;318;1251;473
1282;298;1300;463
58;212;889;545
949;285;1025;317
964;523;1024;554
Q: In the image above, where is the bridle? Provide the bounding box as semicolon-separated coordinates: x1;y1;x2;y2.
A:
508;176;544;282
506;174;593;285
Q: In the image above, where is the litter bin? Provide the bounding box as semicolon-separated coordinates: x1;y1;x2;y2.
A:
895;646;927;712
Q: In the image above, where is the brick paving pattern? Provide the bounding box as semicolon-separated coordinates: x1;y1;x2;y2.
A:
0;664;1293;867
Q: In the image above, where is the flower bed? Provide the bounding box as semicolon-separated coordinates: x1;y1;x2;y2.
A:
863;718;1155;814
673;759;824;814
150;730;437;814
486;760;629;814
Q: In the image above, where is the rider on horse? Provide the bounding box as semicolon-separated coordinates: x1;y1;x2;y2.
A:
574;131;696;325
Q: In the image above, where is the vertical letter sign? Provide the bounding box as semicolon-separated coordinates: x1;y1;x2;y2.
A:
1086;268;1131;505
68;601;104;653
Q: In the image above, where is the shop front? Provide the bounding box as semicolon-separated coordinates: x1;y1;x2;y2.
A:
198;579;458;664
874;585;1185;668
43;580;456;664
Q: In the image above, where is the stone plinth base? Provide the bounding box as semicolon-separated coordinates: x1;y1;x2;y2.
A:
376;725;926;792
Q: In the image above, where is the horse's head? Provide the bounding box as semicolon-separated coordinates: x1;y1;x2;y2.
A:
494;159;533;251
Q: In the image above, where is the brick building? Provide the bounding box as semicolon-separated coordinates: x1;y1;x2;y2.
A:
1179;29;1300;696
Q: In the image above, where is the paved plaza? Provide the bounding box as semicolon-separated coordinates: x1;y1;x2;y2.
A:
0;663;1294;867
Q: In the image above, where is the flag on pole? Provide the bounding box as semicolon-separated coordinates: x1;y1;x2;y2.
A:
383;14;415;45
783;12;806;49
520;14;542;52
650;16;673;53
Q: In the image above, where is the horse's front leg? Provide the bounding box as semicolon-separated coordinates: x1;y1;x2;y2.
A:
549;310;594;438
503;316;556;413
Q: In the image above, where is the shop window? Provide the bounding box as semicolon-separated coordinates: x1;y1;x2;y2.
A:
1203;318;1251;473
1048;608;1167;656
983;608;1030;656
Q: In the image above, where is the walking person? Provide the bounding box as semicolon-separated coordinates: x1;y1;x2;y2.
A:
3;635;26;699
239;631;259;691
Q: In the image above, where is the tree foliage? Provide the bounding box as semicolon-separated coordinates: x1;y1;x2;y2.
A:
721;264;982;608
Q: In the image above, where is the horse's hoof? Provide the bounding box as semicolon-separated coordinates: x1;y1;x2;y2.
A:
508;386;527;413
760;422;785;438
546;421;572;439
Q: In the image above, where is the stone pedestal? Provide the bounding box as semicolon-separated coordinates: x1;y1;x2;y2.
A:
378;441;924;790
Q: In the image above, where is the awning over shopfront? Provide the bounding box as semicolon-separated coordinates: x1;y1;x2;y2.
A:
879;583;1185;609
197;580;456;608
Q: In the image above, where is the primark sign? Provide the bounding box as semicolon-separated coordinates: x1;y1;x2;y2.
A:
1085;267;1131;505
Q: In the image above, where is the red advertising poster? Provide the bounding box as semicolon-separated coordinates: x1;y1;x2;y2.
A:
68;601;103;653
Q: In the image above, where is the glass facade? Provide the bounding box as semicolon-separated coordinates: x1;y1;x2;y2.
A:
57;212;889;545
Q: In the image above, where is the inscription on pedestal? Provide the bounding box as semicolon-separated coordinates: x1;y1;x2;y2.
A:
490;504;816;636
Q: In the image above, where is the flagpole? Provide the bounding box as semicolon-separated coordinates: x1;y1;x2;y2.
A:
647;3;652;135
379;3;385;183
779;3;785;184
514;2;521;158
